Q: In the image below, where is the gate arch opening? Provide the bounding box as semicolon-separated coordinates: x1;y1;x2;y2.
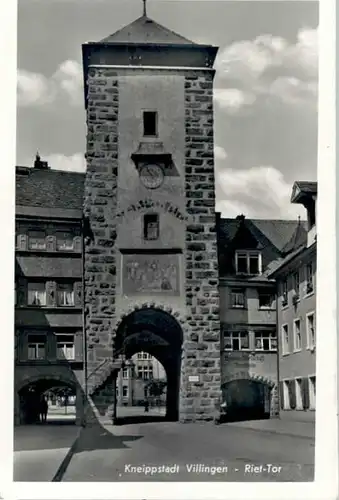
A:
114;308;184;422
17;377;77;425
222;378;273;421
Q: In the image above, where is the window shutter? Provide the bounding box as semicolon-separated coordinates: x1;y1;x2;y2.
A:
48;333;57;360
15;330;20;361
17;234;27;251
289;381;296;409
74;236;82;253
74;332;83;361
17;278;27;306
279;381;284;409
46;281;56;306
302;377;310;410
46;235;56;252
74;281;82;306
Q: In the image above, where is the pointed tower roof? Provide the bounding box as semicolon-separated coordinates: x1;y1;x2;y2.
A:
98;15;197;46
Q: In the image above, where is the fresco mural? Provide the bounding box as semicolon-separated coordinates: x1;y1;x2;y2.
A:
122;253;180;295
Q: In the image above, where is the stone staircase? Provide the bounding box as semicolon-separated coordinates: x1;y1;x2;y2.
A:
87;357;124;397
84;356;124;425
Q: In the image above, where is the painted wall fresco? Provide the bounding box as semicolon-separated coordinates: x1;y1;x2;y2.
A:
122;253;180;296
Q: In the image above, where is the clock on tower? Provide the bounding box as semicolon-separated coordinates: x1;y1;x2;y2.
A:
139;163;164;189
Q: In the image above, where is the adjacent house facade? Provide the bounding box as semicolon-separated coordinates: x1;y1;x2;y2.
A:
216;213;307;419
268;182;317;415
116;352;166;406
15;158;85;425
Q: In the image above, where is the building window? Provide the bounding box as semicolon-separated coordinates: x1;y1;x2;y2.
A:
282;380;290;410
258;291;273;309
137;352;150;360
292;271;300;302
143;110;158;137
295;378;303;409
28;230;46;250
27;282;46;306
143;214;159;240
28;335;46;359
293;319;301;351
306;312;316;349
57;283;74;307
235;251;261;275
309;376;316;409
122;386;128;397
230;288;245;308
56;334;75;360
122;368;128;379
282;324;289;355
137;366;153;380
282;279;288;307
306;262;314;294
56;231;74;251
254;332;277;351
224;331;249;351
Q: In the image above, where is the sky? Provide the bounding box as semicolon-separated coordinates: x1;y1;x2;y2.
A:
16;0;319;220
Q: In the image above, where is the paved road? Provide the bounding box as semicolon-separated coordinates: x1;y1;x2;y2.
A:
13;411;315;482
61;418;315;482
14;419;79;482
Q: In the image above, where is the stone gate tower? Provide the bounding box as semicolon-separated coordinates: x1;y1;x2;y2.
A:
82;10;221;422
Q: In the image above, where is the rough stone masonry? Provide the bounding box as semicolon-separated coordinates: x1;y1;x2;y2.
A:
181;71;221;421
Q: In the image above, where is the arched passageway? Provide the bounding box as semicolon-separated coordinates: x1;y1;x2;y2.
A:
222;379;272;421
114;308;184;422
17;378;77;425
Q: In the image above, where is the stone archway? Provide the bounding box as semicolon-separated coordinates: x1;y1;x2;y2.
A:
114;307;185;421
16;375;78;425
222;374;278;419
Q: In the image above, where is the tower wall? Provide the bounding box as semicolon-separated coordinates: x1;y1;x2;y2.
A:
181;71;221;420
83;65;221;421
84;68;119;394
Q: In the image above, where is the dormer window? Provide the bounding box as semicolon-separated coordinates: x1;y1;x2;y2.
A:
143;213;159;240
143;111;158;137
235;251;262;275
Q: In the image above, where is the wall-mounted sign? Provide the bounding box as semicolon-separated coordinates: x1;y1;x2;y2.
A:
188;375;200;383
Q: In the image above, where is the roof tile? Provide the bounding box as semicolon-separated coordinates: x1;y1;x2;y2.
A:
16;168;85;211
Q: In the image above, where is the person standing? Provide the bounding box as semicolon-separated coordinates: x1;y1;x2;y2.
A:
40;396;48;423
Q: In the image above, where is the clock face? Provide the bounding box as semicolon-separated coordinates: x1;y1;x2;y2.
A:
139;164;164;189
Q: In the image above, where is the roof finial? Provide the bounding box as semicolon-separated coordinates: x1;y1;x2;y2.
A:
142;0;147;16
